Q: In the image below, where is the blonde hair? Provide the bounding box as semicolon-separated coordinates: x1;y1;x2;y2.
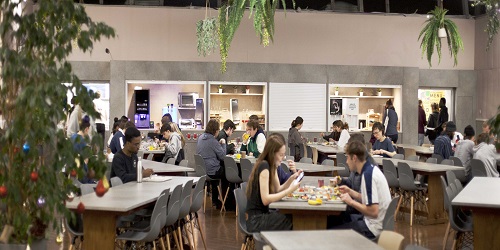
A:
169;122;186;148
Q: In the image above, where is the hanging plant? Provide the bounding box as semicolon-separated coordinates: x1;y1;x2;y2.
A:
218;0;294;72
196;1;219;57
418;7;464;67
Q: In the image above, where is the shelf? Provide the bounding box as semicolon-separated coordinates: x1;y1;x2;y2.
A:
329;95;394;99
178;107;196;110
211;93;264;96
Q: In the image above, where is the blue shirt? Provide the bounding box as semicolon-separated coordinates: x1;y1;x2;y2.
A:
372;137;395;158
434;135;453;159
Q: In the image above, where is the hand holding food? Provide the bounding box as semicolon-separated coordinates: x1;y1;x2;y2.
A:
340;192;353;205
338;185;351;194
320;132;325;137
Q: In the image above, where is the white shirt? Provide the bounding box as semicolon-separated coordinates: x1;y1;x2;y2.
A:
337;129;351;149
452;132;463;147
256;133;266;154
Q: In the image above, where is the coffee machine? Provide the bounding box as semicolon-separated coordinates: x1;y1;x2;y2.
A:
230;98;239;125
195;98;204;129
134;89;150;128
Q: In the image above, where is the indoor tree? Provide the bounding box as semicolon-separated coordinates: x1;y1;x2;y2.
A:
0;0;114;245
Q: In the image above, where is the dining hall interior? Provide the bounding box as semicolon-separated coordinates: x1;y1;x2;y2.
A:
1;0;500;249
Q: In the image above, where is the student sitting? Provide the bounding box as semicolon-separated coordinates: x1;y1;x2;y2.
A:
371;122;396;158
241;119;266;157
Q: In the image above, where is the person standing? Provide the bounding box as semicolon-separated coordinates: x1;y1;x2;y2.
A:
473;133;500;177
382;99;399;143
426;103;440;145
418;100;427;146
288;116;304;162
436;97;449;135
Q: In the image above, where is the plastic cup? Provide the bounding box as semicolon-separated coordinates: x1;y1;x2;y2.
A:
313;137;318;142
241;151;246;158
318;179;324;187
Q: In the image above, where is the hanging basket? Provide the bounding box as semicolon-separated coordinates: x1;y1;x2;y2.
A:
438;28;447;38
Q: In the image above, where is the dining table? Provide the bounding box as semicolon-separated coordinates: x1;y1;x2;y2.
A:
308;143;344;155
396;143;434;157
452;177;500;249
141;159;194;175
66;176;199;249
261;229;383;250
374;157;463;225
269;176;346;230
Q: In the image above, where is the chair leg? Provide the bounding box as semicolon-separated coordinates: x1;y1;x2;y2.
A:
185;218;195;250
395;194;403;222
189;218;197;250
166;232;171;250
177;225;184;250
172;229;181;250
221;186;229;213
442;222;450;250
451;232;458;250
410;195;414;226
203;186;207;213
196;215;208;250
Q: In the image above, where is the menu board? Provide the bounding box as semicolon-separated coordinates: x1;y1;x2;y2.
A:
418;89;452;115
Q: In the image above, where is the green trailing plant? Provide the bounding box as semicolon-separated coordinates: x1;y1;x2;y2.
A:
418;7;464;67
473;0;500;50
0;0;114;245
196;1;219;57
218;0;294;72
487;105;500;153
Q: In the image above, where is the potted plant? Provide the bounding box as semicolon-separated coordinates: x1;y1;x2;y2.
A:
0;0;114;247
334;87;339;96
245;85;250;94
233;85;239;93
377;88;382;96
218;84;223;93
196;0;218;57
359;88;364;96
418;7;464;67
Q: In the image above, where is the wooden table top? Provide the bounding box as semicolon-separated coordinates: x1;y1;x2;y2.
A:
66;176;199;212
308;143;345;154
261;230;382;250
396;144;434;155
141;159;194;173
294;162;343;173
452;177;500;209
374;157;463;173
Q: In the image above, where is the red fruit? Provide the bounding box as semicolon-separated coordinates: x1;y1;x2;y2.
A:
30;171;38;182
76;202;85;214
0;186;7;198
13;147;20;154
95;180;107;197
70;169;77;177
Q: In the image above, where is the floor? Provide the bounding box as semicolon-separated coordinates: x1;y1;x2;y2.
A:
47;199;455;250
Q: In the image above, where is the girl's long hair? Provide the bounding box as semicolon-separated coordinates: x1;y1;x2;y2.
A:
169;122;186;148
246;134;285;197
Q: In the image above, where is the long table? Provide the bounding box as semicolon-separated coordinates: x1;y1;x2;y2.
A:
396;144;434;156
261;230;382;250
269;176;346;230
308;143;344;155
452;177;500;249
374;157;463;225
141;159;194;175
294;162;343;176
66;176;199;249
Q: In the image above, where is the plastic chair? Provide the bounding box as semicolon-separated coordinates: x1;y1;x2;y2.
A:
407;155;420;162
65;183;97;249
393;154;405;160
426;158;438;164
164;184;182;250
449;156;463;167
321;159;335;166
377;230;404;250
397;146;405;155
137;150;145;159
240;182;248;192
166;158;176;165
441;159;453;166
337;153;347;167
223;157;243;212
188;176;207;250
240;159;253;182
146;153;154;161
194;154;221;213
470;159;487;177
445;185;474;249
382;160;400;197
299;157;313;164
110;176;123;187
398;162;427;226
306;145;313;159
336;163;350;177
179;159;188;167
383;197;400;231
80;184;96;196
431;153;444;163
253;233;267;250
175;180;194;249
234;188;253;250
116;192;167;249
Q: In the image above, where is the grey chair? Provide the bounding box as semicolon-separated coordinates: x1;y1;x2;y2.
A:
223;157;243;212
65;183;97;249
431;153;444;164
299;157;313;164
175;180;194;249
447;156;467;183
382;160;399;196
441;159;454;166
179;159;188;167
337;153;347;167
470;159;488;177
426;157;438;164
146;153;154;161
445;183;474;249
321;159;335;166
382;197;400;231
234;188;253;250
80;184;96;196
306;145;313;159
407;155;420;162
440;176;453;250
166;158;176;165
393;154;405;160
397;147;405;155
188;176;207;250
194;154;221;213
240;159;253;182
110;176;123;187
398;162;427;226
164;184;182;250
116;191;167;249
137;150;145;159
336;163;350;177
449;156;464;167
240;182;248;192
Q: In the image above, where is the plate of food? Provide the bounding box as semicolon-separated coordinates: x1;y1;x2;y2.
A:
282;193;309;202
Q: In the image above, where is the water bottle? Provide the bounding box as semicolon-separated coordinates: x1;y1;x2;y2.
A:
137;157;143;183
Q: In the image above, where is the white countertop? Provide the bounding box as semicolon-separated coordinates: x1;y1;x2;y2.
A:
141;159;194;173
374;158;463;173
294;162;343;173
452;177;500;209
396;144;434;154
308;144;345;154
261;230;382;250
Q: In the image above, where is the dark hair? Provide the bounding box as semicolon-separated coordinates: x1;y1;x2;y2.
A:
249;115;259;121
348;133;365;145
112;121;120;135
114;117;119;123
464;125;475;139
125;127;141;143
120;116;129;123
205;119;220;135
162;113;173;125
124;121;136;130
223;119;236;130
439;97;446;107
386;99;393;106
345;141;366;162
79;116;91;131
476;133;490;144
372;122;385;136
431;103;439;111
247;134;285;197
247;120;260;130
160;123;173;134
291;116;304;128
418;100;422;106
333;120;344;129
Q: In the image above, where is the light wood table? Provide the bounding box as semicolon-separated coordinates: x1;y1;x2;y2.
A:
374;157;463;225
452;177;500;249
270;176;346;230
261;230;382;250
66;176;199;250
308;143;344;155
141;159;194;175
294;162;343;176
397;143;434;156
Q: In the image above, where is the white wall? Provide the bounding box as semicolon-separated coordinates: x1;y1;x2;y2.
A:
70;5;475;70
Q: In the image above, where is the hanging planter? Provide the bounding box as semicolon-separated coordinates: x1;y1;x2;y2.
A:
196;0;218;57
418;7;464;67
